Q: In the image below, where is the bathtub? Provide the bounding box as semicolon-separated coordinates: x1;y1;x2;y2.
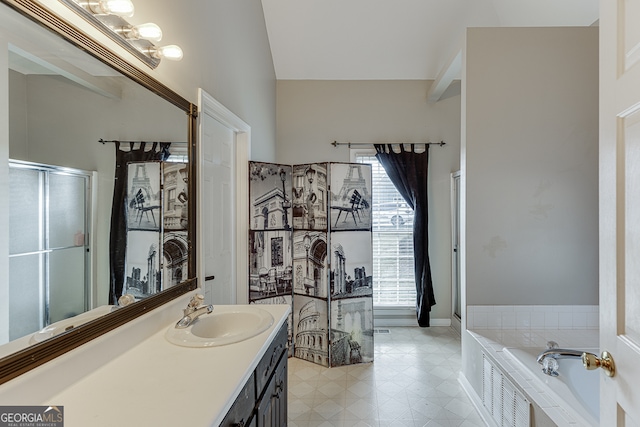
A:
503;346;599;426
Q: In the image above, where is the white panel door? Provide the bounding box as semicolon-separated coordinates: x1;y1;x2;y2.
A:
600;0;640;424
200;100;234;305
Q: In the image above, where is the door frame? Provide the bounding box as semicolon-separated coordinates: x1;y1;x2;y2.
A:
450;170;461;335
197;89;251;304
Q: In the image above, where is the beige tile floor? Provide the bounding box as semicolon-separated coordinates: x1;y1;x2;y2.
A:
287;326;486;427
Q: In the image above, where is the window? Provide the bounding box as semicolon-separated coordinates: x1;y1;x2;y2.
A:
354;151;416;306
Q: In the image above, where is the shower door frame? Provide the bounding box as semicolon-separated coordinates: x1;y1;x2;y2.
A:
8;160;94;334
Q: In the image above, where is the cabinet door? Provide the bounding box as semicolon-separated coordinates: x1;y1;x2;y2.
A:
255;324;287;392
255;368;275;427
256;353;287;427
271;354;287;427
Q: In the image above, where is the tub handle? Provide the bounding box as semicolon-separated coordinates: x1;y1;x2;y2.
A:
582;350;616;377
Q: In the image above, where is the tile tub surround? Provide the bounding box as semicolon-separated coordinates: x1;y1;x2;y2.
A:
466;328;599;427
466;305;599;330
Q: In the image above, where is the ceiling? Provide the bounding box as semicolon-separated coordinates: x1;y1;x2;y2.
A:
261;0;599;81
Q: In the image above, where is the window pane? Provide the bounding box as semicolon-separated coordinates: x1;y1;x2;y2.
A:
355;153;416;306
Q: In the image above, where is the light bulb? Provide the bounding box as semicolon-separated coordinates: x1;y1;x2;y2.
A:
121;23;163;42
88;0;134;17
148;45;183;61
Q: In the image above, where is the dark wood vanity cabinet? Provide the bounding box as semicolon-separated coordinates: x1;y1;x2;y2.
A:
256;353;287;426
220;323;288;427
219;371;257;427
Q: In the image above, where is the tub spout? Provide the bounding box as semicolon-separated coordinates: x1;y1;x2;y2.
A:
536;348;587;364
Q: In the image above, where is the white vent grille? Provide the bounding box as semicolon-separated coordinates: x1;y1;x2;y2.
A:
482;354;530;427
373;328;391;334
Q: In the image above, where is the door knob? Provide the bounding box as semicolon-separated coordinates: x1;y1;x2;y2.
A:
582;351;616;377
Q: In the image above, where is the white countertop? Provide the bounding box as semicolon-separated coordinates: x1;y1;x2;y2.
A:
0;294;290;427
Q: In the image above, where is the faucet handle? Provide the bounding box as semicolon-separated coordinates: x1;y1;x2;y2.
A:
188;294;204;308
546;341;559;350
542;357;559;377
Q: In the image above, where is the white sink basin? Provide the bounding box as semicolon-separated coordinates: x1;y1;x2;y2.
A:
30;305;115;344
165;306;274;348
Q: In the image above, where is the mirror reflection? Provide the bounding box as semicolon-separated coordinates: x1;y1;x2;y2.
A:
1;3;189;355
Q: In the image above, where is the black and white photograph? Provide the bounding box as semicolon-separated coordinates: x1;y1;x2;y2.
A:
330;297;374;367
292;230;328;298
293;295;329;367
251;295;294;356
249;162;292;231
124;230;162;299
330;231;373;299
127;161;162;231
292;163;328;230
163;162;188;231
249;230;293;301
329;162;372;231
162;231;188;288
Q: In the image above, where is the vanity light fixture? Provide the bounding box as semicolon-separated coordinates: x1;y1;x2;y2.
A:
116;22;163;42
146;44;183;61
59;0;183;68
82;0;134;17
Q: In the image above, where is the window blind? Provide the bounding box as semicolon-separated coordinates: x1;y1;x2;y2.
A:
355;153;416;306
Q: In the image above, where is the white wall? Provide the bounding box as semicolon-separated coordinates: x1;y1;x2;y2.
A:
38;0;277;161
464;27;599;307
461;25;599;403
276;80;461;321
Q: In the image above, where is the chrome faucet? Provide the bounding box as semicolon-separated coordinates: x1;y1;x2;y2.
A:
536;346;597;376
175;294;213;329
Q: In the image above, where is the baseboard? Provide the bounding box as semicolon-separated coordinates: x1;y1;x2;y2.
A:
373;307;452;327
458;371;498;427
374;317;452;327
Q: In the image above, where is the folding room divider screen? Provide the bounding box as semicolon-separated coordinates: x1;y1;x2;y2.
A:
248;161;373;367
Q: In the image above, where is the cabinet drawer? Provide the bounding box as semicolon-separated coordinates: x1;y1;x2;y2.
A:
255;323;287;394
220;371;256;427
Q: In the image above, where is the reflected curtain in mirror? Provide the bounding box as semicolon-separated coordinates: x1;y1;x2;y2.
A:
109;142;170;304
374;144;436;327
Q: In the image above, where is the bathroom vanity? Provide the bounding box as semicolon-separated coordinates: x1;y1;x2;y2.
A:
0;294;291;427
221;323;288;426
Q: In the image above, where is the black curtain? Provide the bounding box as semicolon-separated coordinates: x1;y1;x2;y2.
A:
109;141;170;304
374;144;435;327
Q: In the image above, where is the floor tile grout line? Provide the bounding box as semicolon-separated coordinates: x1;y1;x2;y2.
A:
287;326;486;427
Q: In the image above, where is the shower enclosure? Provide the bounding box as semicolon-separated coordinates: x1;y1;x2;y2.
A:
8;160;92;340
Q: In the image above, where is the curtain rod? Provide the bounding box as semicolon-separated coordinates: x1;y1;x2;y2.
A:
98;139;187;144
331;140;445;148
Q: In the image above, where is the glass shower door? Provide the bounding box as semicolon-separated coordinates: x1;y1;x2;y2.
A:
8;162;91;339
8;167;43;340
48;172;89;323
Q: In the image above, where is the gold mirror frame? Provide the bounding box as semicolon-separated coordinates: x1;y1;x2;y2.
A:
0;0;198;386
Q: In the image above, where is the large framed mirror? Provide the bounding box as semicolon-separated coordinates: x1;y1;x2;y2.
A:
0;0;197;385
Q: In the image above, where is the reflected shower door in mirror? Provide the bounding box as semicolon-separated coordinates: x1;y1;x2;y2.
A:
0;0;193;359
9;161;92;341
